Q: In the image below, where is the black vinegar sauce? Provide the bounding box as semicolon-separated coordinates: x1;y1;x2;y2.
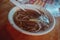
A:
13;9;51;33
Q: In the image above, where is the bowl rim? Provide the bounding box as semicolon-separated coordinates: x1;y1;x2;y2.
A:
8;5;55;36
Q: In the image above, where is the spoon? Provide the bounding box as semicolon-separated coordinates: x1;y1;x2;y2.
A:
29;15;50;24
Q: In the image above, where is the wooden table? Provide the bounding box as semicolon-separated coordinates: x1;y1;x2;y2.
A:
0;0;60;40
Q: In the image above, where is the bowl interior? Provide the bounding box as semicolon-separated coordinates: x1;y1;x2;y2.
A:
8;5;55;35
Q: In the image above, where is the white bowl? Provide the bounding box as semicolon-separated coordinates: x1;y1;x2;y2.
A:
8;5;55;36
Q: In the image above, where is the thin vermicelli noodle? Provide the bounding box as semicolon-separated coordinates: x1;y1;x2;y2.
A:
13;9;51;32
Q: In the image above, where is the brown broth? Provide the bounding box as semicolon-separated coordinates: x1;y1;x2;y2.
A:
13;9;51;32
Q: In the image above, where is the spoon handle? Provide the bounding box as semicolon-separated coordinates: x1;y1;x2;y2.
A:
29;19;41;22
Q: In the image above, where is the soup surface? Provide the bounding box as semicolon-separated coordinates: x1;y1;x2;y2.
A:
13;9;51;33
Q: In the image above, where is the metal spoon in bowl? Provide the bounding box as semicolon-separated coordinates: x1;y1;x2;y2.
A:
29;15;50;24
